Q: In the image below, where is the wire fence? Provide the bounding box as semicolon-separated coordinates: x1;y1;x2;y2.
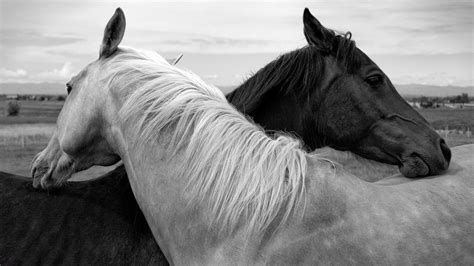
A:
0;124;54;147
436;126;472;139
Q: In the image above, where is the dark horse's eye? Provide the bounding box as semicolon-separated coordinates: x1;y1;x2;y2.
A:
66;83;72;94
365;74;384;88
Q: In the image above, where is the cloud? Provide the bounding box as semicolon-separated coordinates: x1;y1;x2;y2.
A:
1;29;85;47
393;72;473;87
190;37;269;46
202;74;218;79
0;68;28;80
45;49;94;58
1;0;471;86
0;62;75;83
132;30;271;53
314;0;473;55
160;36;269;47
35;62;75;82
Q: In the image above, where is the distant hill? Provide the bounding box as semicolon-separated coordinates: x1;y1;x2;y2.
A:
395;84;474;97
1;82;472;97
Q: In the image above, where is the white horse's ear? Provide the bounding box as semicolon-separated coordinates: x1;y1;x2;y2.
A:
100;8;126;59
167;54;183;65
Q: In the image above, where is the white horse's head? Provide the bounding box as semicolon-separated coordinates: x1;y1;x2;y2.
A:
31;8;128;188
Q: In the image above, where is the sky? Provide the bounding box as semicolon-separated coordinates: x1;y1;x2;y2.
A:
0;0;473;87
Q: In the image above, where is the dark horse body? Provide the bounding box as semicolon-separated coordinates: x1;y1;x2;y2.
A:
0;167;166;265
2;9;450;265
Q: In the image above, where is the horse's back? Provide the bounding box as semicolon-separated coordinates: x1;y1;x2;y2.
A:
451;144;474;169
264;146;474;265
0;167;167;265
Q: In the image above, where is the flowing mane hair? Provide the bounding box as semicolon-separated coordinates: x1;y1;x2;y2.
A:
110;47;309;234
227;32;359;112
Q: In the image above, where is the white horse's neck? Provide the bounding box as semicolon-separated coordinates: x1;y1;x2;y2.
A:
113;118;257;264
100;52;364;263
102;83;228;263
109;110;362;264
106;88;189;263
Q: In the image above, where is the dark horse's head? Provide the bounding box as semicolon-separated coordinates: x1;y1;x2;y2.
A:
227;8;450;178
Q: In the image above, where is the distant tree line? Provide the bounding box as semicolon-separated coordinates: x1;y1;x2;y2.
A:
405;93;471;108
448;93;470;104
0;94;66;101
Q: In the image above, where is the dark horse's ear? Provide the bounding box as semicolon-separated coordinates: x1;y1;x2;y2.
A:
100;8;126;59
303;8;333;51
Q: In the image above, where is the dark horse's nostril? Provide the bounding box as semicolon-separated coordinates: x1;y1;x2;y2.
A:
439;139;451;164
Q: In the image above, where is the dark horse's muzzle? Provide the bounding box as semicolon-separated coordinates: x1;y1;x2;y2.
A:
356;117;451;178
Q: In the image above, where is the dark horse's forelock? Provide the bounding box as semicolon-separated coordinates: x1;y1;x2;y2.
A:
227;32;359;111
333;32;360;72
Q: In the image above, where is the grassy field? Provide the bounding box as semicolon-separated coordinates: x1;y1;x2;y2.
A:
1;99;473;179
439;134;474;147
417;108;474;146
0;100;62;124
0;119;118;180
417;108;474;130
0;137;119;180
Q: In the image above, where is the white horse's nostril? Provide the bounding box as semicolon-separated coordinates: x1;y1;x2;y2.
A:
31;160;51;188
32;174;42;188
31;167;36;179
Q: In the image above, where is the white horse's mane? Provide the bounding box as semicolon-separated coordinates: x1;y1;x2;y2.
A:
111;47;309;234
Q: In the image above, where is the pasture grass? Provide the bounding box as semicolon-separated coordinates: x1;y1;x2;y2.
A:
0;124;118;180
443;134;474;147
418;108;474;130
0;100;62;124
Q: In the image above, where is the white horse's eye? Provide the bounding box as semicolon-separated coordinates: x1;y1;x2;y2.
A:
66;83;72;94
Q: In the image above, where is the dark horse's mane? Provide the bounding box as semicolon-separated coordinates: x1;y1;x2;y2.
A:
226;32;360;112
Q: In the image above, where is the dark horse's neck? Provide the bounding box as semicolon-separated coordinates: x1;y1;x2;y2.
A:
226;46;326;150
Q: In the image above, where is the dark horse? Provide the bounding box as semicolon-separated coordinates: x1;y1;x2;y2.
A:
228;9;450;177
0;167;166;265
1;8;449;265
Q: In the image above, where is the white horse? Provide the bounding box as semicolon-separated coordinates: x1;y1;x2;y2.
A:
32;8;474;264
